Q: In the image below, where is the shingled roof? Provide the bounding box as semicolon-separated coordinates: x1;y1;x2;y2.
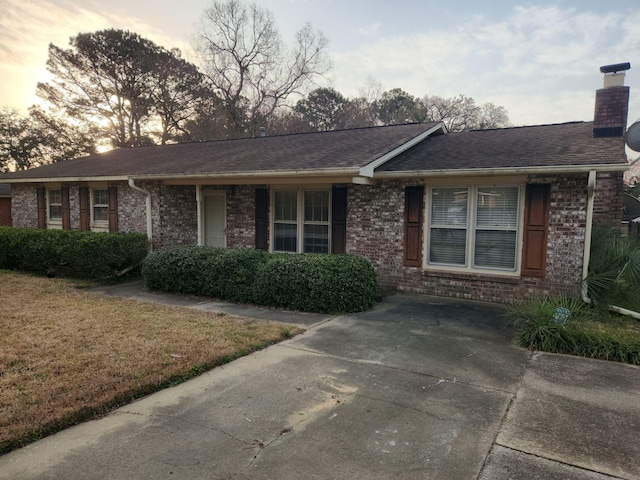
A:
1;123;439;182
377;121;628;175
0;120;628;183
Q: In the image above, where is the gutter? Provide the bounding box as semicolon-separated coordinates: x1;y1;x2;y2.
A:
373;163;629;179
128;179;153;252
581;170;597;303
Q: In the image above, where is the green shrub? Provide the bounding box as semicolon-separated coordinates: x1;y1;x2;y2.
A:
253;254;377;313
0;227;148;279
584;223;640;310
506;294;640;365
142;247;378;313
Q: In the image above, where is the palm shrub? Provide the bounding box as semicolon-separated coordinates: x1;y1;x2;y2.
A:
583;223;640;310
506;294;594;352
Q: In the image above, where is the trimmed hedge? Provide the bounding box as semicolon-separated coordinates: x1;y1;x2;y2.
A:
0;227;148;279
142;246;378;313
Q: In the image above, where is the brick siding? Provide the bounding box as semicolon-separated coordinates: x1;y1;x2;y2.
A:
10;184;38;229
8;171;623;304
344;174;605;303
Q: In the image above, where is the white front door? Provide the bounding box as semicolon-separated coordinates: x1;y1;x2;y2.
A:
204;193;226;247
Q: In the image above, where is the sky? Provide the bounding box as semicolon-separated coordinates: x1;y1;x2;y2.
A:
1;0;640;128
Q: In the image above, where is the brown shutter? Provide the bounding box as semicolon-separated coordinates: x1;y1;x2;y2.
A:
404;186;424;267
108;186;118;233
522;184;551;277
79;186;90;231
255;188;269;250
61;186;70;230
37;187;46;229
331;186;348;254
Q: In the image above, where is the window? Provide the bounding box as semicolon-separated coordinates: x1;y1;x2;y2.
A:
48;189;62;221
92;189;109;223
428;185;521;272
273;189;330;253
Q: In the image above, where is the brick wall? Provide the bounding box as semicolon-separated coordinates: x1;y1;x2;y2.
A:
153;184;198;249
593;171;624;224
0;197;11;226
11;184;38;229
345;174;597;303
227;185;260;249
117;181;148;234
7;172;623;304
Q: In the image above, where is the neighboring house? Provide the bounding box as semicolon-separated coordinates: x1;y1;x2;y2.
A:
0;65;630;303
0;183;11;227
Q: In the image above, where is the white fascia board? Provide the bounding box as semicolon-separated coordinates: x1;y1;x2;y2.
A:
359;122;446;178
373;163;629;179
131;167;359;182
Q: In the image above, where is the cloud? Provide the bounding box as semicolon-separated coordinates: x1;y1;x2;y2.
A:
331;5;640;126
356;22;381;37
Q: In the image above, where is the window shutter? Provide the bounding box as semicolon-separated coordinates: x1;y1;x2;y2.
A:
61;186;70;230
255;188;269;250
37;187;46;229
522;184;550;277
331;186;348;254
79;187;90;231
108;186;118;233
404;186;424;266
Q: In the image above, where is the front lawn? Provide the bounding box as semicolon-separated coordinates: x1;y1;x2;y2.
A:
0;271;302;454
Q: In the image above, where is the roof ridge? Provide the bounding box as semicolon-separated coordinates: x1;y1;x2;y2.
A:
465;120;589;133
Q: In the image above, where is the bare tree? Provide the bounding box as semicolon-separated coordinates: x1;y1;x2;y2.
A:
423;94;509;132
193;0;330;137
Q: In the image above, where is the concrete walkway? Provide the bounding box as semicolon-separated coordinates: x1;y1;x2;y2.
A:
1;284;638;479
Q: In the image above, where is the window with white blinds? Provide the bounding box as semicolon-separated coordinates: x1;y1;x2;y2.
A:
273;189;330;253
428;185;521;272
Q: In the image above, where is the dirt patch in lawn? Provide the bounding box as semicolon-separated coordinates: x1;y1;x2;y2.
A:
0;271;303;454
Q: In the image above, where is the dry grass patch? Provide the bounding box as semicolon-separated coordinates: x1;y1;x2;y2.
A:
0;271;303;454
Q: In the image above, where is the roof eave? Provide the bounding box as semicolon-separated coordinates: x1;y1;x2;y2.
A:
373;163;629;178
1;176;130;184
130;167;361;182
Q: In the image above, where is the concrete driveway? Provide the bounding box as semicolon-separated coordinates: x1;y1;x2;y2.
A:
1;291;638;479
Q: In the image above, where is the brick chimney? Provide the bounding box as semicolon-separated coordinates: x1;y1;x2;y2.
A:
593;62;631;137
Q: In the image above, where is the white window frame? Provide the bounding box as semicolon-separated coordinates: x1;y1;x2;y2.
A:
271;188;332;254
424;183;525;276
90;187;109;231
46;188;63;229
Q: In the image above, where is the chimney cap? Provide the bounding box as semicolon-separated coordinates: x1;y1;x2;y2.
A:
600;62;631;74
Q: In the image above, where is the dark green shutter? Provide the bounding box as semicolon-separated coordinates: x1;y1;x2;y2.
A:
61;186;70;230
108;186;118;233
37;187;46;229
255;188;269;250
79;186;90;231
331;186;348;254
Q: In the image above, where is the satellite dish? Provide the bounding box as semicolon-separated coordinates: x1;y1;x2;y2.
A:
625;120;640;152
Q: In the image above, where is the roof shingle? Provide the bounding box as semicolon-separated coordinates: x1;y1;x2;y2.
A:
378;121;627;172
2;123;436;180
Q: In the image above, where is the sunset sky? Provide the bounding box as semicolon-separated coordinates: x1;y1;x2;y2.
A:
1;0;639;127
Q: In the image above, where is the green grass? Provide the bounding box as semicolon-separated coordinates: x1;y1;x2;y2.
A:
506;294;640;365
